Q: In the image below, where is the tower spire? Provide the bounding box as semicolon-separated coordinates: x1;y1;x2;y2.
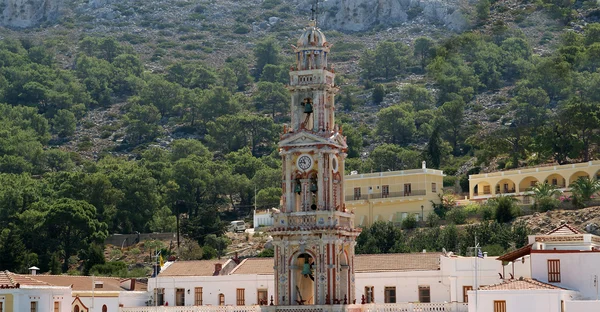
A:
310;0;319;26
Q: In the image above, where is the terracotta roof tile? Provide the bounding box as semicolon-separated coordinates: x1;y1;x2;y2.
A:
479;278;569;291
159;259;228;277
497;244;532;262
32;275;124;291
231;258;274;275
546;224;584;235
355;253;441;273
0;271;52;288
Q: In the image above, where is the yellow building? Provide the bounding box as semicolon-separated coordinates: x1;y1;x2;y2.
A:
344;162;445;226
469;160;600;204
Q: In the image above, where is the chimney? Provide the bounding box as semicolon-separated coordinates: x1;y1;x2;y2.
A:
232;252;240;265
422;161;426;169
29;266;40;276
213;263;223;276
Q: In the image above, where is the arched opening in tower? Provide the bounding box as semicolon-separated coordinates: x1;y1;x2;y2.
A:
294;253;316;305
338;251;350;302
301;97;314;131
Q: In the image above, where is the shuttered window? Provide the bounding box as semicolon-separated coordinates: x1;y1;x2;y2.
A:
195;287;203;305
418;286;430;303
548;259;561;282
236;289;245;305
494;300;506;312
219;293;225;306
384;287;396;303
53;302;59;312
30;302;37;312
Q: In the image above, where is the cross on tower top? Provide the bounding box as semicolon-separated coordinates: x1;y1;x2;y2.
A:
311;0;320;26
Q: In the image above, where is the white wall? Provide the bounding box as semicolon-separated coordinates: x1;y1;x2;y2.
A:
4;287;71;312
531;252;600;299
565;300;600;312
440;256;503;302
467;289;578;312
77;295;119;312
150;275;275;306
147;256;506;306
254;211;273;228
120;291;150;308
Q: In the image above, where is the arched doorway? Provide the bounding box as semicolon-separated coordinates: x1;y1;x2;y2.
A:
545;174;566;188
496;179;516;194
474;182;492;196
519;176;539;192
569;171;590;186
292;252;316;305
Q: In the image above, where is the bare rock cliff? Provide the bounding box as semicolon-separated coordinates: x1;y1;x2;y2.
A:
0;0;63;28
295;0;470;32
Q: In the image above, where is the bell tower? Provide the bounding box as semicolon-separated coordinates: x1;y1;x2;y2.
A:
270;16;361;306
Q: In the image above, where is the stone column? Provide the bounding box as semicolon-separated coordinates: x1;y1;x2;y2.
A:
285;153;293;213
318;153;324;210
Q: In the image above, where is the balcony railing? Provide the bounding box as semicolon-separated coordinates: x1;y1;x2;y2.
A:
346;190;426;202
120;303;468;312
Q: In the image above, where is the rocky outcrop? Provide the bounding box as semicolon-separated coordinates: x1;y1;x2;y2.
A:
295;0;470;32
0;0;63;28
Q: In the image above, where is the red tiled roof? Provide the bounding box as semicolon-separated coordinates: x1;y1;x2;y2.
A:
33;275;126;291
159;259;229;277
231;258;274;275
0;271;52;288
546;224;584;235
354;253;441;273
497;244;532;262
479;278;569;291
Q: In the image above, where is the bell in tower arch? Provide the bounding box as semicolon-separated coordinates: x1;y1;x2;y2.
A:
302;98;313;114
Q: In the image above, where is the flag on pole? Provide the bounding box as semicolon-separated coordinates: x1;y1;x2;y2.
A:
477;249;484;258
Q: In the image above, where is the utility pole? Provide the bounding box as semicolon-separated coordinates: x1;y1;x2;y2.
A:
468;237;481;311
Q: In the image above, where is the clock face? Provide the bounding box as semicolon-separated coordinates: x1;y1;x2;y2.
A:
297;155;313;171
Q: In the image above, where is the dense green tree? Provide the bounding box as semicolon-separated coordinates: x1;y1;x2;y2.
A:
253;37;281;79
52;109;76;138
413;37;435;71
253;81;288;120
372;84;385;104
256;187;282;208
570;177;600;208
124;103;161;145
45;198;108;272
375;104;416;145
225;58;253;91
368;144;420;172
139;76;181;117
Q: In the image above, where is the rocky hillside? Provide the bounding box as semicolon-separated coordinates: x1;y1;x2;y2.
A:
316;0;470;32
516;207;600;236
0;0;64;28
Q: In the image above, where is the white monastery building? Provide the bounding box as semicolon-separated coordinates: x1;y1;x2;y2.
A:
469;223;600;312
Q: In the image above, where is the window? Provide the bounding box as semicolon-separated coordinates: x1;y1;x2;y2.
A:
404;184;412;196
463;286;473;302
548;259;561;282
493;300;506;312
53;302;59;312
364;286;374;303
236;288;245;305
74;306;79;312
418;286;430;303
30;302;37;312
354;187;361;200
384;287;396;303
432;183;437;193
257;289;268;305
382;185;389;198
102;305;107;312
176;288;185;306
0;302;3;312
483;185;491;194
552;178;558;186
195;287;203;305
219;293;225;306
154;288;165;306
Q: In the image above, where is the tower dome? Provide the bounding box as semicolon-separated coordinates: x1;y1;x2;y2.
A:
297;20;327;47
